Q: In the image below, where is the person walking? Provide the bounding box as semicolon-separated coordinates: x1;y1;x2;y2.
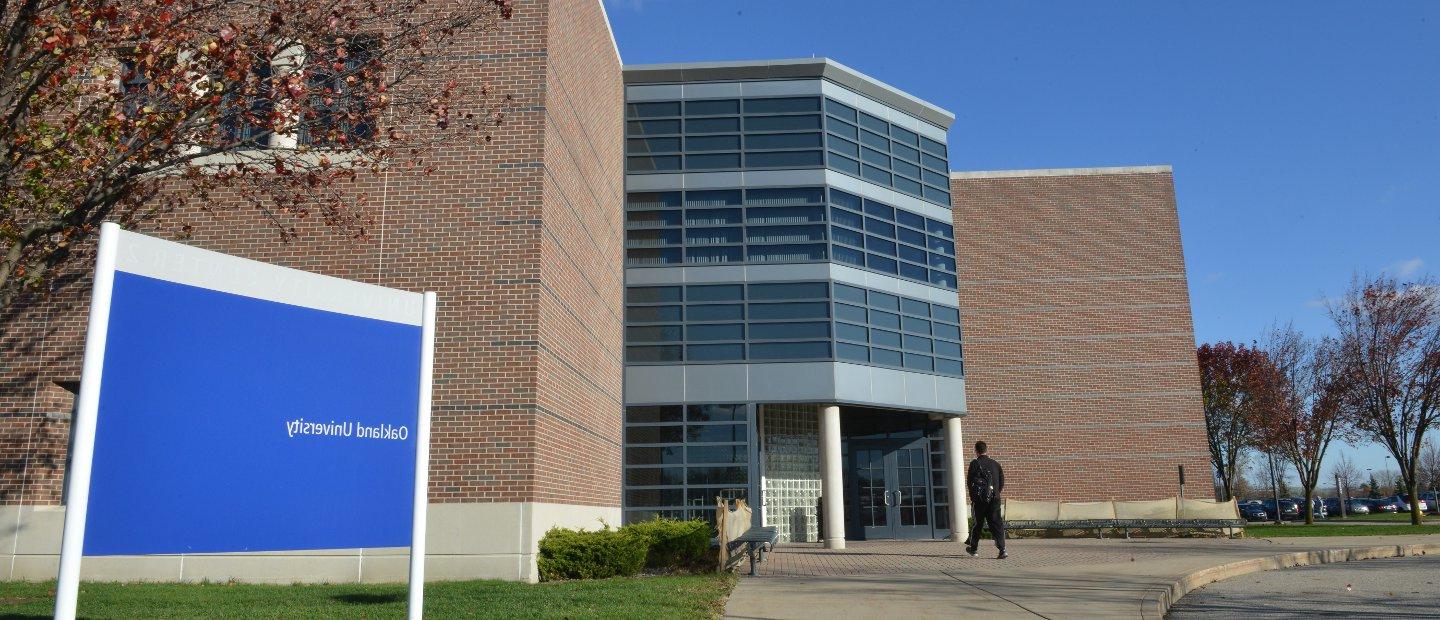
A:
965;440;1006;559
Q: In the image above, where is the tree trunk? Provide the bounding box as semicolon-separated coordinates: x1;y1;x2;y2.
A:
1303;487;1315;525
1410;480;1423;526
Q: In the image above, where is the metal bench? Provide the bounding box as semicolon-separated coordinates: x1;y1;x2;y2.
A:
718;526;779;576
1005;518;1245;539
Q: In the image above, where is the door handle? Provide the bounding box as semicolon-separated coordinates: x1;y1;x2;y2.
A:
895;490;903;506
883;491;894;507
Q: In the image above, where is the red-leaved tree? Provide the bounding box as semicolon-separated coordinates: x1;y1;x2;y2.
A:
1252;324;1347;524
1197;341;1272;501
1330;275;1440;525
1;0;514;308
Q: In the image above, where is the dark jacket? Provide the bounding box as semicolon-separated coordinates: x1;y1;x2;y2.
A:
967;455;1005;502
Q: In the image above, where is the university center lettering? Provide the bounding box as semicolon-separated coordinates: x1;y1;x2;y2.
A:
285;418;409;441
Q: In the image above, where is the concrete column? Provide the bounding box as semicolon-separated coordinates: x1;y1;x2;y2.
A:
944;415;970;542
819;404;845;550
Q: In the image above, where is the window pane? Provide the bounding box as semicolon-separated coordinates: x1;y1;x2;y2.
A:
928;236;955;253
688;445;747;464
747;150;824;168
747;187;824;205
902;316;932;334
891;126;920;146
836;303;867;323
867;253;899;274
864;217;896;236
627;101;680;118
687;424;746;443
688;404;745;422
687;466;747;485
749;282;827;300
627;488;685;507
930;270;957;288
831;207;863;229
903;334;932;353
930;254;957;271
830;154;860;175
750;321;829;339
748;302;829;320
744;97;820;113
834;284;866;304
626;228;679;247
626;248;683;265
872;329;901;348
827;119;858;140
862;165;892;185
894;176;922;196
687;246;742;264
747;205;824;224
899;261;928;282
749;341;830;360
687;323;744;341
686;227;742;245
627;210;681;228
686;99;739;115
687;153;741;170
833;244;864;267
872;347;902;366
898;244;927;264
627;191;682;209
892;209;924;230
745;114;821;131
897;227;927;248
626;467;684;486
626;425;682;444
628;119;681;135
687;208;742;225
627;286;682;303
866;235;897;256
860;130;889;151
687;284;743;302
825;99;858;121
836;342;869;362
686;135;741;152
922;153;947;171
903;353;934;371
859;112;888;134
627;305;682;323
747;132;823;150
828;135;859;157
687;304;743;321
868;291;900;310
927;220;955;239
626;405;683;423
934;339;962;357
836;322;868;342
860;147;890;167
628;137;681;154
627;325;682;342
936;358;964;375
626;446;682;465
870;309;900;329
892;143;920;163
902;298;931;317
933;306;961;323
626;345;682;363
832;226;863;248
628;155;681;172
924;186;951;205
748;224;825;244
923;169;949;187
921;136;946;156
687;117;740;133
688;343;744;361
747;244;826;262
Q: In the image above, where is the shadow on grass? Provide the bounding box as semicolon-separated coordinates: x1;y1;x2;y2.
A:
330;592;406;605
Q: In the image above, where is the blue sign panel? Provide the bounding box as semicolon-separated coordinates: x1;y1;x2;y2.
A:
84;272;423;555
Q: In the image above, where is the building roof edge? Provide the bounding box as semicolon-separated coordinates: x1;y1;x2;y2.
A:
596;0;622;64
622;57;955;130
949;165;1173;179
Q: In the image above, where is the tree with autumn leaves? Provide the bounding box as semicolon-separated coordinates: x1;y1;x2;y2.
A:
1197;341;1270;502
1251;325;1347;524
1;0;514;309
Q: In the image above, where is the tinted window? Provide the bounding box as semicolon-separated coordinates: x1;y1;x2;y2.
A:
687;247;742;264
933;306;961;323
870;310;900;329
625;446;682;465
744;115;821;131
627;101;680;118
864;217;896;236
687;343;744;361
869;291;900;309
836;303;867;324
627;286;682;303
750;321;829;340
830;155;860;175
686;135;741;152
744;97;820;113
686;208;741;225
898;244;927;264
626;345;682;363
862;165;891;185
831;207;863;229
891;126;920;145
936;358;964;375
628;119;681;135
748;302;829;320
825;99;858;121
897;227;927;247
687;284;743;302
687;424;746;443
686;99;739;115
902;298;930;317
902;316;931;334
892;143;920;163
688;153;741;170
687;117;740;133
867;253;898;273
747;150;824;168
827;119;858;140
628;155;681;172
927;220;955;238
627;325;682;342
687;445;747;464
903;334;932;353
688;404;745;421
748;187;824;205
833;245;864;267
899;262;927;281
747;132;823;150
871;329;901;348
626;467;684;486
860;131;889;151
627;306;682;323
834;284;867;304
687;304;743;321
828;135;859;157
832;226;863;247
865;236;896;256
687;324;744;341
626;405;683;423
903;353;934;371
836;342;869;362
687;467;747;485
628;137;680;153
835;322;868;342
895;209;926;230
627;488;685;506
626;424;682;444
685;189;742;206
749;282;827;300
934;340;963;357
921;136;947;156
859;112;887;134
626;192;682;209
872;347;902;366
749;341;830;360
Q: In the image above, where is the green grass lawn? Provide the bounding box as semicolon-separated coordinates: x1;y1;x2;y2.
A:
0;574;736;619
1331;512;1439;523
1247;524;1440;538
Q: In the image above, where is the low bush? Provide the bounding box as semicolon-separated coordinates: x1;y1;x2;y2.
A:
537;526;647;582
623;518;714;570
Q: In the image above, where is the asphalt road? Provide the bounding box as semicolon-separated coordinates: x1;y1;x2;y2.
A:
1168;555;1440;618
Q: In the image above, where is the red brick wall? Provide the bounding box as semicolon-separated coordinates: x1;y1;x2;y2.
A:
0;0;622;509
950;169;1213;501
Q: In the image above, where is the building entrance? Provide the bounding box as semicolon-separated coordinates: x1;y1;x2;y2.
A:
851;437;934;539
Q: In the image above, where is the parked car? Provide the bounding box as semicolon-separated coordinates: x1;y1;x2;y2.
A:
1343;498;1372;515
1421;492;1439;514
1259;498;1302;520
1240;503;1270;521
1381;495;1422;513
1323;497;1348;516
1395;494;1430;513
1367;498;1401;513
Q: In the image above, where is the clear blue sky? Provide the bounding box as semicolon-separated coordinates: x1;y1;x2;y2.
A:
603;1;1438;487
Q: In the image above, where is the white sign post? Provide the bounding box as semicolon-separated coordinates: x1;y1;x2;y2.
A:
54;222;435;619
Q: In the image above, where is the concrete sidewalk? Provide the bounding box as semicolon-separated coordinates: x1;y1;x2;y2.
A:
723;535;1440;619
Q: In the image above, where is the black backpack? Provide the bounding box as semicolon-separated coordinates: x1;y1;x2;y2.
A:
969;459;995;504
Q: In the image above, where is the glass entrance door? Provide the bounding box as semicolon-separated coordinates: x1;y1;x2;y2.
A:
850;438;933;539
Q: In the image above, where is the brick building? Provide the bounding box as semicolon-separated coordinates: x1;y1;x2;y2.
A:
949;167;1211;502
0;2;1211;584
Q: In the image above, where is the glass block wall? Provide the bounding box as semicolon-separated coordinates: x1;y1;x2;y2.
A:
760;404;821;543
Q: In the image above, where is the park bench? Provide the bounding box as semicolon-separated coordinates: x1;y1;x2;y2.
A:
715;499;780;575
1002;497;1244;539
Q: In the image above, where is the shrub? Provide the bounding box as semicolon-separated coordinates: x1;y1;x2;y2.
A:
536;526;647;581
623;518;714;570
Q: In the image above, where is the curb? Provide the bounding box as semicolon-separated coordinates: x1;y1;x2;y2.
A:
1141;542;1440;619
